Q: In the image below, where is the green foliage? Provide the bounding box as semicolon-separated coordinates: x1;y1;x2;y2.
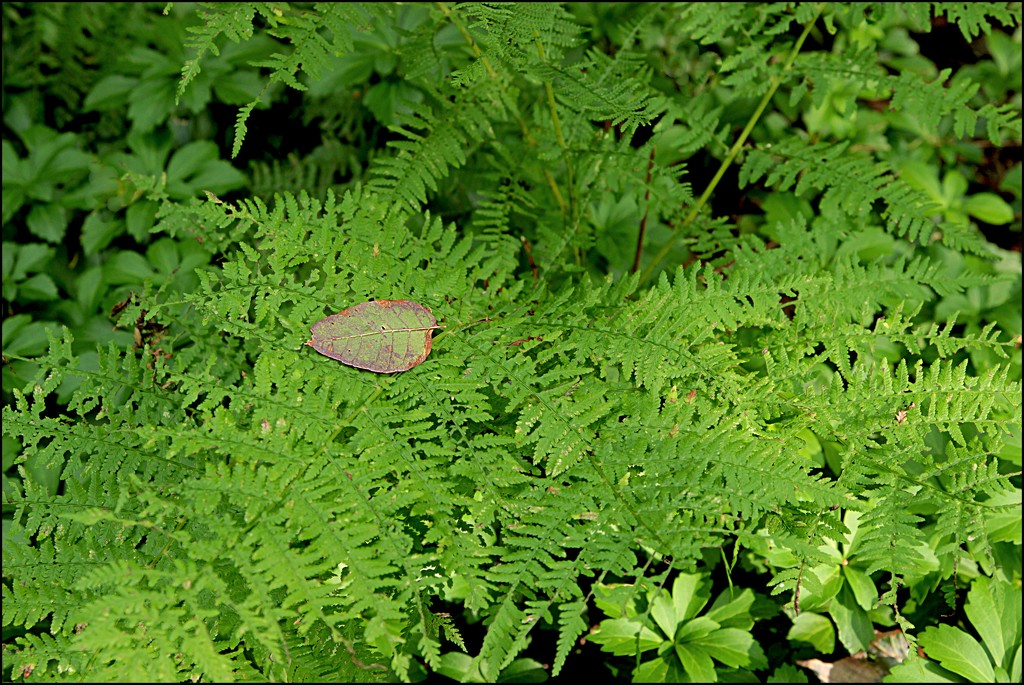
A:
3;2;1021;682
886;576;1022;682
1;1;250;408
434;652;548;683
753;510;892;656
589;574;768;682
1;2;161;127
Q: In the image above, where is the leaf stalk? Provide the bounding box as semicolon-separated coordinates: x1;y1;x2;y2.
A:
638;4;824;286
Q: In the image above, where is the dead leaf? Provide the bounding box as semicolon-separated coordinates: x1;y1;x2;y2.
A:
306;300;441;373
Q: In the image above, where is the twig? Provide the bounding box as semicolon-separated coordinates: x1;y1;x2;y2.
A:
631;145;657;273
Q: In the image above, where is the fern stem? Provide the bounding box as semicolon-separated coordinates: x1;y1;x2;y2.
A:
544;169;568;215
537;44;568;154
437;2;569;215
533;37;569;157
637;4;824;285
535;34;577;264
436;2;498;80
631;145;657;273
309;384;385;467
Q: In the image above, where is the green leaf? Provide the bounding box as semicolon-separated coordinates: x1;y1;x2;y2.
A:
842;566;877;611
147;238;182;276
362;79;424;126
26;204;68;243
127;77;177;133
588;618;664;656
633;653;678;683
797;564;843;614
165;142;246;197
714;666;760;682
497;658;548;683
84;75;139;111
11;243;55;279
2;138;25;183
307;48;377;97
45;139;92;179
2;316;57;357
18;273;59;301
886;654;962;683
787;612;835;654
829;584;873;654
705;588;756;630
919;624;996;683
672;573;711;623
693;627;767;670
104;251;155;284
651;588;679;638
81;212;124;256
592;583;644;619
436;652;481;682
166;141;218;182
674;643;717;683
211;70;265;105
942;171;969;203
125;201;158;242
898;159;943;201
964;577;1021;670
178;72;213;113
306;300;440;373
183;159;247;196
963;193;1014;225
768;664;808;683
675;616;720;643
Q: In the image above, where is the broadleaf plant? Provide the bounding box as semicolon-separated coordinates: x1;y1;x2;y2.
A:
885;576;1023;683
589;574;769;682
306;300;441;373
3;2;1021;682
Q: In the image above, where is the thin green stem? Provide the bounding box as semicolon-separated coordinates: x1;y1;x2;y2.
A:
534;37;568;155
310;384;385;466
536;35;577;264
437;2;567;215
436;2;497;79
638;4;823;286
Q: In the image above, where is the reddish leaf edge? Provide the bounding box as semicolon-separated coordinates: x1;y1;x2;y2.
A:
304;299;444;374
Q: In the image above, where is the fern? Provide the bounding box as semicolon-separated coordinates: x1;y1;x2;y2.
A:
4;2;1021;681
932;2;1021;39
890;68;1023;144
179;3;392;156
178;2;257;101
367;79;513;212
8;182;1016;676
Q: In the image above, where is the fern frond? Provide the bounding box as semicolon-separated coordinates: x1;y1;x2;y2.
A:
478;590;532;681
367;81;513;211
856;491;929;579
931;2;1022;40
741;138;993;255
458;2;583;63
178;2;257;100
4;632;85;681
5;3;1020;680
891;68;1023;145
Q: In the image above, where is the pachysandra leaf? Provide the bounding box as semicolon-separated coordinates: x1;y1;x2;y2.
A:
306;300;440;373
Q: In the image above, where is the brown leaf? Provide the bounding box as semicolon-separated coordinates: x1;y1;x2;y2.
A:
306;300;441;373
